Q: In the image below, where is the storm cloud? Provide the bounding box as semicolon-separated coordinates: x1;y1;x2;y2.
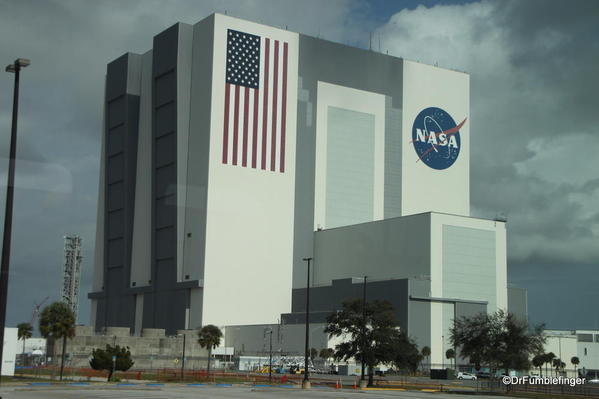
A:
0;0;597;330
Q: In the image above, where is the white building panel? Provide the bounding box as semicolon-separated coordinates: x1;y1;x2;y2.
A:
1;328;17;376
314;82;386;230
429;213;507;365
202;14;299;326
401;60;470;217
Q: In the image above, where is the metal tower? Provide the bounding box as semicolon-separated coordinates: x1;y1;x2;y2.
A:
62;235;83;320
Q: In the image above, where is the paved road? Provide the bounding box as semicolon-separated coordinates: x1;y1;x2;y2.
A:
0;384;522;399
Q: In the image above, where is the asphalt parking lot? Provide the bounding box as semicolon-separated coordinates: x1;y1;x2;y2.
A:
0;383;523;399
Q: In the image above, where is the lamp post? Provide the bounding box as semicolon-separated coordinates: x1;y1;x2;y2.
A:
302;257;312;389
265;327;273;383
0;58;30;388
360;276;367;383
180;333;187;380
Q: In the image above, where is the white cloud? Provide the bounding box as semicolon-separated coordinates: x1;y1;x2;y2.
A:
377;0;599;264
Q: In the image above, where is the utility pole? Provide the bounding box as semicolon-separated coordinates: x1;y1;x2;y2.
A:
181;333;186;380
302;257;312;389
266;328;273;383
361;276;367;383
0;58;30;389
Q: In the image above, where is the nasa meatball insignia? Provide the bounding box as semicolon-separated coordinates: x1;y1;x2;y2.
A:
411;107;467;170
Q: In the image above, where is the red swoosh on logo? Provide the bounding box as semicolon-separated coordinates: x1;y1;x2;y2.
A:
415;117;468;163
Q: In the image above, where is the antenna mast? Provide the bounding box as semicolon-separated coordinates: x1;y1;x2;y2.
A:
61;235;83;321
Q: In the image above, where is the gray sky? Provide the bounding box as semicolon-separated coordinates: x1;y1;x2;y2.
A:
0;0;597;331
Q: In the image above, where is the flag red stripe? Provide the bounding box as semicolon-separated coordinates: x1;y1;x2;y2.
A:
242;87;250;167
252;89;259;168
271;40;279;172
232;85;240;165
261;38;270;170
222;83;231;164
280;43;288;173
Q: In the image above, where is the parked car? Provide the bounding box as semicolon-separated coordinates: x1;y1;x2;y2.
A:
475;371;491;379
457;372;477;380
586;372;599;384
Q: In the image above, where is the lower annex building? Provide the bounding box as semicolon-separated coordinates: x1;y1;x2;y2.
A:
88;13;525;367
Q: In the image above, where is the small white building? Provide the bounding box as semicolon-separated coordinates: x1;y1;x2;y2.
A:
542;330;599;378
1;328;18;376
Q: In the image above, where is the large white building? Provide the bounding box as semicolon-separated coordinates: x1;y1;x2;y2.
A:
89;13;520;368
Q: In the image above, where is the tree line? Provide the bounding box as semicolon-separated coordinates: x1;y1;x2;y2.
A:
17;301;224;381
17;299;550;384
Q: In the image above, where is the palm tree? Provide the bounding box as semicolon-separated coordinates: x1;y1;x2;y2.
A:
17;322;33;365
571;356;580;376
39;302;76;381
552;358;563;377
445;349;456;369
532;354;544;377
421;346;431;370
543;352;555;377
198;324;223;377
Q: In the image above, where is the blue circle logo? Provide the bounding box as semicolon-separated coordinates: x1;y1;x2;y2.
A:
411;107;466;170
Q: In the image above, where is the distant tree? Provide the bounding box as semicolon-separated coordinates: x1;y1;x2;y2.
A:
571;356;580;376
532;354;544;377
445;348;456;369
450;310;545;375
390;331;422;374
319;348;335;362
421;346;431;369
17;322;33;364
325;299;399;387
198;324;223;376
310;347;318;363
89;344;134;381
39;302;76;381
543;352;556;377
552;358;565;377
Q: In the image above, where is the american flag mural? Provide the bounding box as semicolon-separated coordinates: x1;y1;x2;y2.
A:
222;29;289;173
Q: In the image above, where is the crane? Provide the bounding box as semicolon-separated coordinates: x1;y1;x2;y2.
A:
30;296;50;325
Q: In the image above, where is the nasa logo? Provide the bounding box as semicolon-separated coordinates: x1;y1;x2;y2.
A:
411;107;467;170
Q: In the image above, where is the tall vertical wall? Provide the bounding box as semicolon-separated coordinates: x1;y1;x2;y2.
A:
200;14;299;326
91;53;141;331
91;19;214;335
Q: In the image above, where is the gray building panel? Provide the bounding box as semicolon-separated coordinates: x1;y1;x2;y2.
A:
293;34;404;289
225;323;328;357
149;24;180;331
286;278;410;330
95;53;142;332
182;15;214;288
312;214;431;288
507;286;528;322
384;96;402;218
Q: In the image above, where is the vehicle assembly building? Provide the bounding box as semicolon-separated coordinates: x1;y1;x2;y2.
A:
89;13;524;367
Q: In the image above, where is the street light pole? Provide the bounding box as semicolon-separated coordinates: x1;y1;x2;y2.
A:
181;333;186;380
302;257;312;389
361;276;367;383
0;58;30;387
266;328;273;383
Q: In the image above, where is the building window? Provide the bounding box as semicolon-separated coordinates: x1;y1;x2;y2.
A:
577;334;593;342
